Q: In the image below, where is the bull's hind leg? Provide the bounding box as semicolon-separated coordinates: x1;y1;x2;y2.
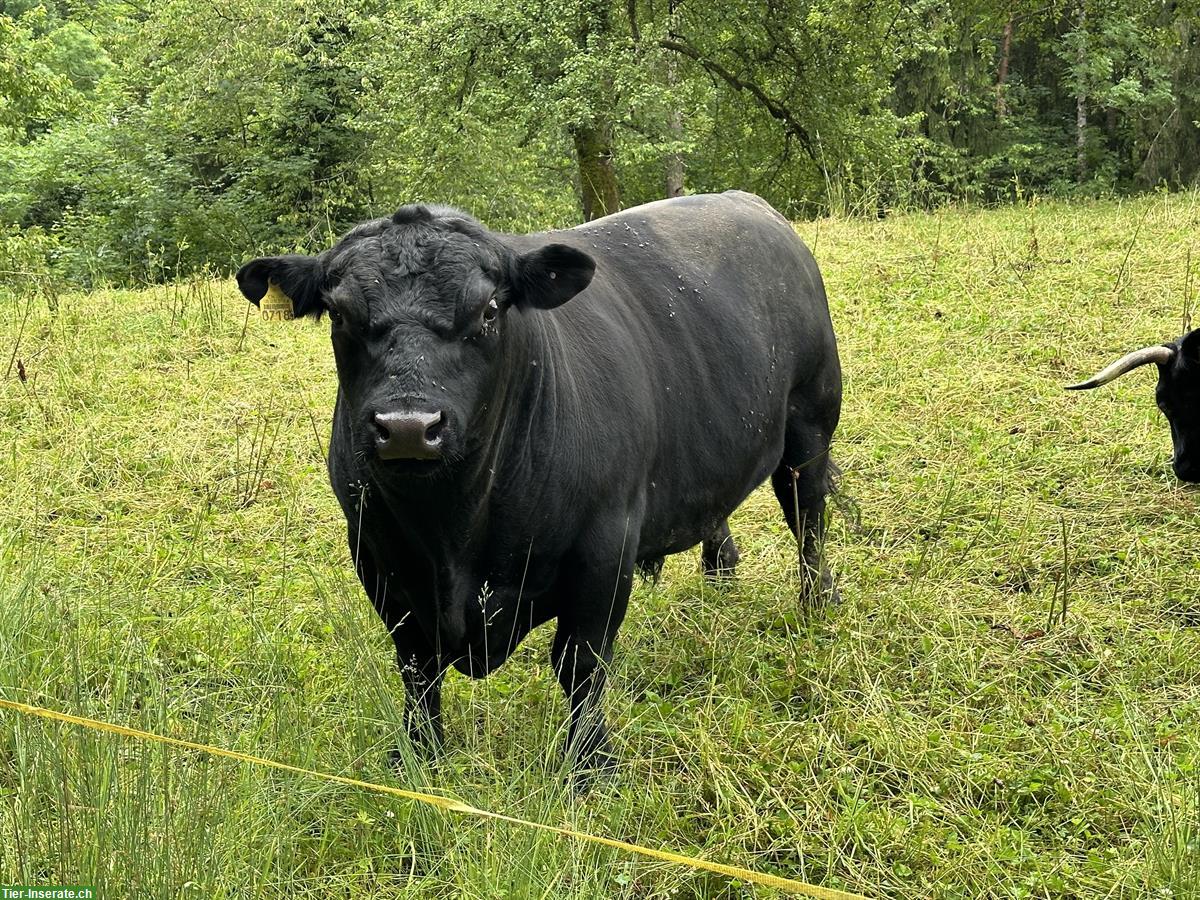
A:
771;413;838;605
700;520;740;578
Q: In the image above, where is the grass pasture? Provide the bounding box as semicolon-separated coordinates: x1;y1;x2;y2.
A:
3;193;1200;898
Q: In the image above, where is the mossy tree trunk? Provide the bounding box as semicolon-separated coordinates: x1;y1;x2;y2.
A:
1075;3;1088;182
572;122;621;220
573;0;621;220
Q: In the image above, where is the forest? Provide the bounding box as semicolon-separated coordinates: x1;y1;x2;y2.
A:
2;0;1199;285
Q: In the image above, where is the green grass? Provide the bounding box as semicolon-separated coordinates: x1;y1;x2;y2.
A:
3;193;1200;898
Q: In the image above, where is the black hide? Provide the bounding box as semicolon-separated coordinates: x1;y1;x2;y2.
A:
236;191;843;775
1157;329;1200;481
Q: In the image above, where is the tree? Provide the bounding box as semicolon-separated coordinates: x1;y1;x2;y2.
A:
4;0;1200;287
570;0;622;218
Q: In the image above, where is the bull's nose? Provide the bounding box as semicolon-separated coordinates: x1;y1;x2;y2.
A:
1174;458;1200;483
373;410;445;460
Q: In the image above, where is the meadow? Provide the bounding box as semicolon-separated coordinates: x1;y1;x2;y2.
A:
2;193;1199;898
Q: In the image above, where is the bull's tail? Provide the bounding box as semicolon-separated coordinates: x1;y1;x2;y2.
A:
635;556;664;582
825;456;861;532
825;455;841;494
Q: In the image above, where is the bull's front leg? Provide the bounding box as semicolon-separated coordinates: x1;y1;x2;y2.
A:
550;544;635;784
351;539;447;757
391;621;446;756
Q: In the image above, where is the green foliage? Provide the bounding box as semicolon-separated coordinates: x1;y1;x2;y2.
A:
0;11;59;138
1;0;1200;284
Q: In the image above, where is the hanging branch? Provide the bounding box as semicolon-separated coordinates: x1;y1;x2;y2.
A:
658;36;817;160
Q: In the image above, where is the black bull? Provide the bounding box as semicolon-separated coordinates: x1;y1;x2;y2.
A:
236;191;842;776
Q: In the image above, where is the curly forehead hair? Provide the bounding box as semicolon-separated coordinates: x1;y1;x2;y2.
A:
323;204;495;280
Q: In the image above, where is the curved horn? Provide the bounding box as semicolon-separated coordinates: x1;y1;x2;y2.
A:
1065;345;1175;390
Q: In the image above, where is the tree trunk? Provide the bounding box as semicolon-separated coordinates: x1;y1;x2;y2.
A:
573;0;621;220
665;54;685;196
664;0;685;197
1075;3;1088;182
572;122;621;220
996;13;1013;117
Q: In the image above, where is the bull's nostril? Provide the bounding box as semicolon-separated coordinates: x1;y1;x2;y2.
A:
425;412;445;443
372;416;391;444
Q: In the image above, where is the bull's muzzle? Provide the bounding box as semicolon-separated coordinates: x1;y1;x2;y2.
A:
373;410;445;460
1173;456;1200;483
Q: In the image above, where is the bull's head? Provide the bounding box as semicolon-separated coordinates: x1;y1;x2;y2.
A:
236;205;594;474
1066;328;1200;482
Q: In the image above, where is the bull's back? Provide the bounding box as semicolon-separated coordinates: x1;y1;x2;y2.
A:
534;192;838;555
564;192;832;380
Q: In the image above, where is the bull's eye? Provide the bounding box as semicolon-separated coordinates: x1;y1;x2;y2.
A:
482;297;499;325
327;306;343;325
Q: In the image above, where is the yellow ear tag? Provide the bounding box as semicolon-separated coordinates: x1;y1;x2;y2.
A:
260;281;295;321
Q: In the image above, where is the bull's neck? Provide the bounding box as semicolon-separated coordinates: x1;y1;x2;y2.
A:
470;307;571;492
363;311;568;649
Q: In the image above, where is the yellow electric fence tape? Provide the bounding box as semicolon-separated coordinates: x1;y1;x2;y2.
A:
260;281;294;321
0;697;869;899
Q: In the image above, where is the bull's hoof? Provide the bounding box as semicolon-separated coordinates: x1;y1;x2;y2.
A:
567;746;619;794
800;569;841;607
700;540;740;579
563;729;619;793
388;741;442;771
388;746;410;770
389;721;445;769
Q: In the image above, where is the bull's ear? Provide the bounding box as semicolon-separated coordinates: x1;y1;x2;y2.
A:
514;244;595;310
236;254;325;319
